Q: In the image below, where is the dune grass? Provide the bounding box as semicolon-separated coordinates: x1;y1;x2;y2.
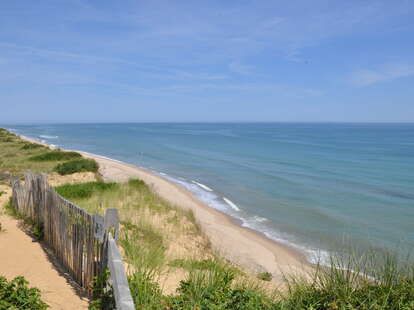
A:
55;181;118;199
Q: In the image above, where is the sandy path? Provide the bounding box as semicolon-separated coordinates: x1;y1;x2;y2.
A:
0;185;89;310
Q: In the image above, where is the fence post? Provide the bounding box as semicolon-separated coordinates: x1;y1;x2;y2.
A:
104;208;120;241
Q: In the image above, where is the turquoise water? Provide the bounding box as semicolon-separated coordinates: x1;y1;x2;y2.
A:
7;123;414;262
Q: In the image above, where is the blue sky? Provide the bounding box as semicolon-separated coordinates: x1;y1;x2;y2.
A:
1;0;413;123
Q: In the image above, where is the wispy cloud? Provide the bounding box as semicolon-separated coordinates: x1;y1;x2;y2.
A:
350;64;414;87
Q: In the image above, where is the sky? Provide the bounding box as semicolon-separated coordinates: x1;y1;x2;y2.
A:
1;0;414;123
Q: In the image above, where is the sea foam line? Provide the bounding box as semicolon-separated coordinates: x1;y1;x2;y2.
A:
192;181;213;191
39;135;58;139
223;197;240;211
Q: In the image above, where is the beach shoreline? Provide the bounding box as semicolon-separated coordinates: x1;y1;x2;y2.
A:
20;134;312;279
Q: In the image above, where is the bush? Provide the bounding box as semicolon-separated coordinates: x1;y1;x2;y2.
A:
29;151;82;162
55;181;118;199
0;276;48;310
0;137;15;143
54;159;98;175
257;272;272;282
89;269;115;310
21;142;44;150
128;179;147;189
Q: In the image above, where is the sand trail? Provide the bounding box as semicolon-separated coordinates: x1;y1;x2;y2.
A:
0;185;89;310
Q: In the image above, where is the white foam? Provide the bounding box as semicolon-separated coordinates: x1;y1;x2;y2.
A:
223;197;240;211
192;181;213;191
240;216;331;266
78;151;126;164
39;135;58;139
255;216;269;223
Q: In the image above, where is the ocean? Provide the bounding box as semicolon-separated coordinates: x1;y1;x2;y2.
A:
7;123;414;263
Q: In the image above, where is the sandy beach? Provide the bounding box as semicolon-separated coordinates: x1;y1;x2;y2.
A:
20;135;311;280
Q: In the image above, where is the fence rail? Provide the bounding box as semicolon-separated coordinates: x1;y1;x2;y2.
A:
12;172;134;310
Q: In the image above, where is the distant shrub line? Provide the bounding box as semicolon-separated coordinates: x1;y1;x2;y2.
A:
29;151;82;162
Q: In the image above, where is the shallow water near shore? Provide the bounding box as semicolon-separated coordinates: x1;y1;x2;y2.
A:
7;123;414;263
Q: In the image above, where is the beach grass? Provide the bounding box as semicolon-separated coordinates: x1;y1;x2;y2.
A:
55;181;118;199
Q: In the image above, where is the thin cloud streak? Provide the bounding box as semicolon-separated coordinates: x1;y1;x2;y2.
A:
350;64;414;87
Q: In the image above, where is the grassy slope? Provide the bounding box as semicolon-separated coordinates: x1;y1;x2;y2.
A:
0;129;56;177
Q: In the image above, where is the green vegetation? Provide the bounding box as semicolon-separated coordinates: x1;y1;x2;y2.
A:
54;158;99;175
257;272;273;282
0;276;48;310
29;150;82;162
166;264;272;310
20;142;46;150
4;198;44;240
0;129;57;176
89;269;115;310
55;181;118;199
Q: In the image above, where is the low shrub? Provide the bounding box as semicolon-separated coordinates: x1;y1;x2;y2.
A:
54;158;98;175
257;272;272;282
128;178;147;189
0;276;48;310
55;181;118;199
89;269;115;310
29;151;82;162
21;142;45;150
0;137;15;143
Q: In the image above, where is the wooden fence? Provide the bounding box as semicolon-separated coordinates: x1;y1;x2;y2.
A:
12;172;135;310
